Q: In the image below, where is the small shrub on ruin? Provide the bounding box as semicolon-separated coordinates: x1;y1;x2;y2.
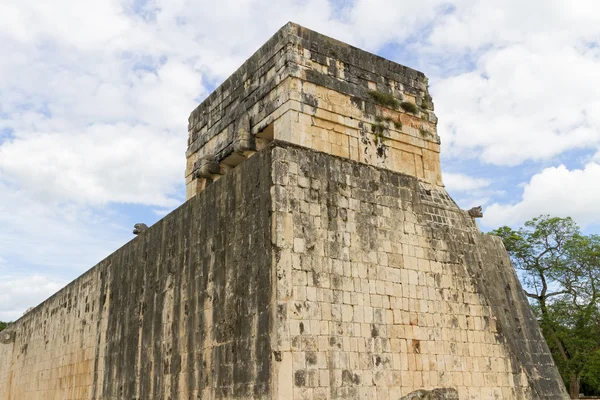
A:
400;101;418;114
367;91;400;110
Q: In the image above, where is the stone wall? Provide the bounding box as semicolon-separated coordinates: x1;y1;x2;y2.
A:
268;143;567;399
0;150;274;400
0;143;568;399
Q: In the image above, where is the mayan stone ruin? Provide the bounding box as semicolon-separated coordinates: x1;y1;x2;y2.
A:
0;23;569;399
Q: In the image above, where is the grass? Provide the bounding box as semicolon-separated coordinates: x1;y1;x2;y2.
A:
376;115;394;123
371;119;387;144
421;95;432;110
367;91;400;110
375;114;401;133
371;122;385;135
400;101;418;114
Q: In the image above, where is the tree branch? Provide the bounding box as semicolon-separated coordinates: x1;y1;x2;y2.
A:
545;290;568;298
524;291;540;300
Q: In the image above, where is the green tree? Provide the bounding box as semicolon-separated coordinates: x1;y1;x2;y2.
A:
491;216;600;399
0;321;9;332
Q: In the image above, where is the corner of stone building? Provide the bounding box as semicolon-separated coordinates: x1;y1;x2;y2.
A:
466;230;569;399
261;139;568;399
267;143;294;399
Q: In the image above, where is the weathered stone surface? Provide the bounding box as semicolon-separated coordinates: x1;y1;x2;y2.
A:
268;142;568;400
0;150;274;400
132;222;148;235
467;206;483;218
400;387;459;399
185;22;442;200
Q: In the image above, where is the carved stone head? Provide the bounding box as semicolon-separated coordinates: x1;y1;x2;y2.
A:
467;206;483;218
1;331;15;344
133;223;149;235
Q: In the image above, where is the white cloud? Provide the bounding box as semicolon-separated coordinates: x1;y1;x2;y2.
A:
483;163;600;228
0;274;67;321
0;180;130;271
433;43;600;166
429;0;600;52
443;172;490;192
1;123;183;207
0;1;132;47
457;196;491;210
429;0;600;166
443;172;493;210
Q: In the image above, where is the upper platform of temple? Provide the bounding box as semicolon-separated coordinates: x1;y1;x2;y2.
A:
185;22;442;199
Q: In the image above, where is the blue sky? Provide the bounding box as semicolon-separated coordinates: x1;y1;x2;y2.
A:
1;0;600;320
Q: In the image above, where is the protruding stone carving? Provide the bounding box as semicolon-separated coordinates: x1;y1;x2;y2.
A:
233;113;255;154
193;156;221;179
400;388;459;400
0;330;15;344
133;223;148;235
467;206;483;218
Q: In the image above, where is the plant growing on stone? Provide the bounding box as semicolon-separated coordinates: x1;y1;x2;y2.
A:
372;115;395;144
421;95;432;110
400;101;418;114
371;120;387;144
491;216;600;398
367;90;400;110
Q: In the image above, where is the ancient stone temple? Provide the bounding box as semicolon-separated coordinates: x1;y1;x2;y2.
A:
0;23;568;400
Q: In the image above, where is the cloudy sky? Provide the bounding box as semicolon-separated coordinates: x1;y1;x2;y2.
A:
1;0;600;320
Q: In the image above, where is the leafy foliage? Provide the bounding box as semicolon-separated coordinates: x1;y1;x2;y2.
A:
491;216;600;398
0;321;9;332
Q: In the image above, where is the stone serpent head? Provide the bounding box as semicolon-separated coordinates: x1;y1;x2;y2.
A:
133;223;149;235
